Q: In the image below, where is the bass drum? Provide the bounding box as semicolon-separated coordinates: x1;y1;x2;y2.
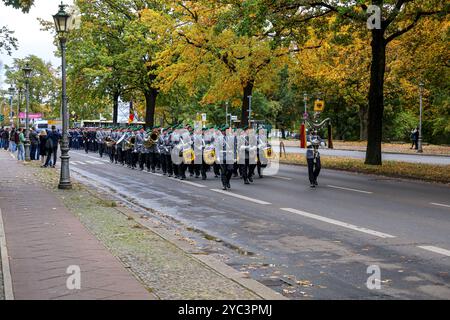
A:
203;145;216;165
182;147;195;164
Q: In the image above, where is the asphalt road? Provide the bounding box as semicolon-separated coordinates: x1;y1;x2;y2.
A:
283;147;450;165
66;150;450;299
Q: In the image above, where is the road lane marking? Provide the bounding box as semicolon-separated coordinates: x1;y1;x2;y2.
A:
430;202;450;209
168;177;207;188
270;175;293;181
150;172;164;177
280;208;396;239
327;185;373;194
0;208;15;300
73;161;86;165
86;160;104;165
417;246;450;257
211;189;272;205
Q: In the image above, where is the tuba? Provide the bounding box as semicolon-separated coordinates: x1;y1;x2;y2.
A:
143;132;159;149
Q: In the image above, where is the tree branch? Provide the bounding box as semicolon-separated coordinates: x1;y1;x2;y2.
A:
385;10;442;43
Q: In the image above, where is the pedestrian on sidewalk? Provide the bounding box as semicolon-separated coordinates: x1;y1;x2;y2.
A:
39;130;48;166
30;127;39;161
410;128;419;150
9;127;17;153
17;128;25;161
43;130;55;168
1;127;9;150
46;126;61;168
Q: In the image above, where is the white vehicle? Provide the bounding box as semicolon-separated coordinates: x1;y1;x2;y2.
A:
34;120;49;133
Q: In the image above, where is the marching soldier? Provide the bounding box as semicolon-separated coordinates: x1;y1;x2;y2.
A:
83;129;89;154
193;127;206;180
217;125;235;190
238;127;257;185
162;128;174;177
135;128;146;170
148;127;159;173
306;129;323;188
96;128;106;158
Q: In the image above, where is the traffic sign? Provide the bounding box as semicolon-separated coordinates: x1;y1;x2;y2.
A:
314;99;325;112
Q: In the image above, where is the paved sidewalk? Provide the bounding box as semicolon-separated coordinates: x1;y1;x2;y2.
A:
0;151;155;300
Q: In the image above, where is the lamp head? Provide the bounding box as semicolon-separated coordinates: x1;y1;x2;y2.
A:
22;63;32;79
53;2;71;36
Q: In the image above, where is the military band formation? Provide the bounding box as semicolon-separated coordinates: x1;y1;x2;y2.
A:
68;125;274;190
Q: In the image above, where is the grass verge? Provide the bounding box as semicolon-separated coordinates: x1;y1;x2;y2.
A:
278;154;450;184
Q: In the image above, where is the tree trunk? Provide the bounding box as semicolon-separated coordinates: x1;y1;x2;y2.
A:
365;30;386;165
240;80;254;128
359;104;369;141
112;91;119;126
144;88;158;129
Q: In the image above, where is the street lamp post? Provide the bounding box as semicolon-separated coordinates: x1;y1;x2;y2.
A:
17;85;23;128
53;2;72;189
417;82;424;153
23;63;32;161
8;85;15;128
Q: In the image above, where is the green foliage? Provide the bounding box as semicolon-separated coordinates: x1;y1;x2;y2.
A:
4;55;60;118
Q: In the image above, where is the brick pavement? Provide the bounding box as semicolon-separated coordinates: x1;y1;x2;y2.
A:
0;150;155;300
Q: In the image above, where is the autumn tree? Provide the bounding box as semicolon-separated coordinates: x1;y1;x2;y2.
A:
258;0;448;164
151;0;297;128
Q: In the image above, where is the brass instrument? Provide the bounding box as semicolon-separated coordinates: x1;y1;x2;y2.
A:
143;132;159;149
105;137;116;148
124;136;136;151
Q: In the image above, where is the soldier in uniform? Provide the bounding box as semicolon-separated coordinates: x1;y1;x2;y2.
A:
177;128;192;180
217;125;235;190
193;127;206;180
306;129;323;188
83;128;89;153
135;128;146;170
162;128;174;177
256;127;270;178
116;128;127;166
238;127;257;185
147;127;160;173
96;127;106;158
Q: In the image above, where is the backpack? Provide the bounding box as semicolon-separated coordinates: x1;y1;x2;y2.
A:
15;132;20;144
45;137;54;149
